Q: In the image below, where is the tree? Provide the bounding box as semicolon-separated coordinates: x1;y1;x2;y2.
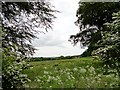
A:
2;1;57;57
69;2;120;56
92;11;120;86
1;1;57;89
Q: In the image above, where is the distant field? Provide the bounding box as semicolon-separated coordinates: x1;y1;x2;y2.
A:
24;57;119;88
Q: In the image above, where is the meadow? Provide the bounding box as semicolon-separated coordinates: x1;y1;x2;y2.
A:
24;57;120;88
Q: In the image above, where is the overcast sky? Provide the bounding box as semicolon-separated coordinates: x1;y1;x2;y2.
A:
32;0;87;57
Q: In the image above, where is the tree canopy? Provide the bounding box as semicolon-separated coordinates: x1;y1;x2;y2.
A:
2;1;57;57
93;11;120;79
1;1;57;89
69;2;120;56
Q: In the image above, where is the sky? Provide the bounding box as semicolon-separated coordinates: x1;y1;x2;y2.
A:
32;0;87;57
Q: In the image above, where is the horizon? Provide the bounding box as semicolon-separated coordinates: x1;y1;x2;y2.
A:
31;54;82;58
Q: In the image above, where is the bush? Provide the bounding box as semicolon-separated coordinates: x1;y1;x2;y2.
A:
92;11;120;86
2;52;31;89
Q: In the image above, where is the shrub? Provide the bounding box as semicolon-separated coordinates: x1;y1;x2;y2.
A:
92;11;120;86
2;52;31;89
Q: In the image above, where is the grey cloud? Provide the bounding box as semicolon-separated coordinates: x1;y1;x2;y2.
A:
32;34;65;47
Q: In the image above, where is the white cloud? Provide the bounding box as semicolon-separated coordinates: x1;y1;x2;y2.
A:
32;0;86;57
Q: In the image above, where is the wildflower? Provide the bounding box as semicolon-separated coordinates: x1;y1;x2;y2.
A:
30;67;33;69
89;66;95;73
80;68;86;73
49;86;52;88
20;74;27;78
37;79;40;82
44;67;47;69
44;71;49;74
73;67;78;71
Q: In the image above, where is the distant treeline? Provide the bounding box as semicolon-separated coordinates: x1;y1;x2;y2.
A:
30;55;81;62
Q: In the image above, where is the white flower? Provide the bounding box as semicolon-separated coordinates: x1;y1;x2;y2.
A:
20;74;27;78
68;75;71;80
30;67;33;69
73;67;78;71
86;65;90;68
44;67;47;69
106;74;114;78
89;66;95;73
66;68;70;71
97;74;102;77
71;75;75;80
44;71;49;74
37;79;40;82
80;68;86;73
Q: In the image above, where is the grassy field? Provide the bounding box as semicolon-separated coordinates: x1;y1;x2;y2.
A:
24;57;119;88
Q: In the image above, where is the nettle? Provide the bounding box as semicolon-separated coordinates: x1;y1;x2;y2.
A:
92;11;120;81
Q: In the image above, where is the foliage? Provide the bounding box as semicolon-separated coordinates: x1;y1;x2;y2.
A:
1;29;31;89
2;52;30;89
1;1;57;56
0;28;2;89
92;11;120;81
1;1;57;89
25;57;120;88
69;2;120;56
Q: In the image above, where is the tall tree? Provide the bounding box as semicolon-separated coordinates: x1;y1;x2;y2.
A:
69;2;120;56
2;1;57;57
1;1;57;89
93;11;120;87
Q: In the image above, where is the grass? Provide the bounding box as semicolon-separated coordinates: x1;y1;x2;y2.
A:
24;57;120;88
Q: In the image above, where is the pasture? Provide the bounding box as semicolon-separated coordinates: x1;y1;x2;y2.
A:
24;57;120;88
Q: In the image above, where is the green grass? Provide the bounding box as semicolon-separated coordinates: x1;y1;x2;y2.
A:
24;57;119;88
